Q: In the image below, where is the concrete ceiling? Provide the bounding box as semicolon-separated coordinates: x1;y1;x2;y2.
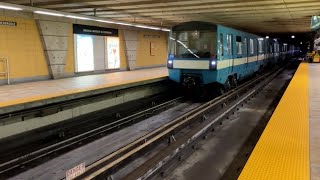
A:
5;0;320;33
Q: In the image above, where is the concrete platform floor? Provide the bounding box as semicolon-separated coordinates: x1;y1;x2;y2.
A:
0;67;167;114
309;64;320;180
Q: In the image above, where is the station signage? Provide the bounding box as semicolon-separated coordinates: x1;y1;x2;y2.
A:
0;21;17;27
311;16;320;31
73;24;118;37
66;162;85;180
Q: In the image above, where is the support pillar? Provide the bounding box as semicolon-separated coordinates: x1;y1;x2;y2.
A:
37;20;69;79
122;30;138;70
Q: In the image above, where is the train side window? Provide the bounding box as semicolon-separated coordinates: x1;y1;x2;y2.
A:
250;38;254;55
219;33;224;57
258;39;264;53
227;34;232;56
236;36;242;55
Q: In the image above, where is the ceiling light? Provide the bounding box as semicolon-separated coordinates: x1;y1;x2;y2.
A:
95;20;114;23
266;36;269;39
135;25;160;30
66;15;91;20
0;5;22;11
291;35;295;39
300;42;303;44
161;28;171;32
113;22;134;26
34;11;64;17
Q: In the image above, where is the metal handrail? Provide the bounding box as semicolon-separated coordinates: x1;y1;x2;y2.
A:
0;58;10;85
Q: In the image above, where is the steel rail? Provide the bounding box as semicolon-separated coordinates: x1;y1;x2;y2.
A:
0;96;184;174
75;67;282;180
133;68;285;180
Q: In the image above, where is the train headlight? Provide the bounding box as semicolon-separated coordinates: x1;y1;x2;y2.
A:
167;54;174;68
209;55;217;70
209;60;217;70
167;60;173;68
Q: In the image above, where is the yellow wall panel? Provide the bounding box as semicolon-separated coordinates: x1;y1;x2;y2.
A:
0;16;49;80
136;31;168;67
119;29;128;70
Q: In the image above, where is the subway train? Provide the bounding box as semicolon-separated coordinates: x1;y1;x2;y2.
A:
167;21;288;96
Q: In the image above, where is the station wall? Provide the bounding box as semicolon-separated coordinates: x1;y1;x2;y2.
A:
136;31;168;67
0;12;168;84
0;15;49;81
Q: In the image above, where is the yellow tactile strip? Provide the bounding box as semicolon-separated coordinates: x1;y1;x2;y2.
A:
239;63;309;180
0;67;168;109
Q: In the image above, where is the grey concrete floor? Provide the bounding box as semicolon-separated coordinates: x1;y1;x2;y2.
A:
309;64;320;180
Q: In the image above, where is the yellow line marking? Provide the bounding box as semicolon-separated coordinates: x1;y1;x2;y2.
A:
239;63;309;180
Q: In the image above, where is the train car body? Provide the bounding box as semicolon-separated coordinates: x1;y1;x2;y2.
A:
167;21;284;92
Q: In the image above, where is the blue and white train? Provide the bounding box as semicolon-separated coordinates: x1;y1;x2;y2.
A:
167;21;288;94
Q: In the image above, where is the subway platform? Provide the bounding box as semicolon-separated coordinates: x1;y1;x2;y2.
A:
239;63;320;180
0;67;168;114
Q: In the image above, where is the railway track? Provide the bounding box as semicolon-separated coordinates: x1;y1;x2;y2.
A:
0;96;184;177
72;66;286;180
1;65;288;180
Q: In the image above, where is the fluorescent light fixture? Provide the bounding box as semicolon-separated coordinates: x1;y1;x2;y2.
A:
0;5;22;11
66;15;91;20
113;21;134;26
135;25;160;30
96;19;114;23
161;28;171;32
266;36;269;39
34;11;64;17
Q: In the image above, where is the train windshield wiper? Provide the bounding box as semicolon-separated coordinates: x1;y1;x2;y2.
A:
170;37;200;58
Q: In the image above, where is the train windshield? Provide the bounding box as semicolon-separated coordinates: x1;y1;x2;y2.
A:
169;30;217;59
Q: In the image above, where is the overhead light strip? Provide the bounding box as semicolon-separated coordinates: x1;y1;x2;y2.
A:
66;15;91;20
0;5;22;11
34;11;64;17
0;2;170;32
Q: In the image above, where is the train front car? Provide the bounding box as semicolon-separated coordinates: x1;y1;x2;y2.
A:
167;21;278;98
167;22;219;97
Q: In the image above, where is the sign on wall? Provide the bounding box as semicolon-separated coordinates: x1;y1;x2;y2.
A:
150;42;156;56
73;24;118;37
106;37;120;69
0;21;17;26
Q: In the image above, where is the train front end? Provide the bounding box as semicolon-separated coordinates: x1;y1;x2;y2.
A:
167;22;218;90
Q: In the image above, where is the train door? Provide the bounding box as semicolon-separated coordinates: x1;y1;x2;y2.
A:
226;34;233;73
244;38;249;67
256;39;259;64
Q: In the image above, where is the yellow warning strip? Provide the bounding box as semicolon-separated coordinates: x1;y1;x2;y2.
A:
239;63;309;180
